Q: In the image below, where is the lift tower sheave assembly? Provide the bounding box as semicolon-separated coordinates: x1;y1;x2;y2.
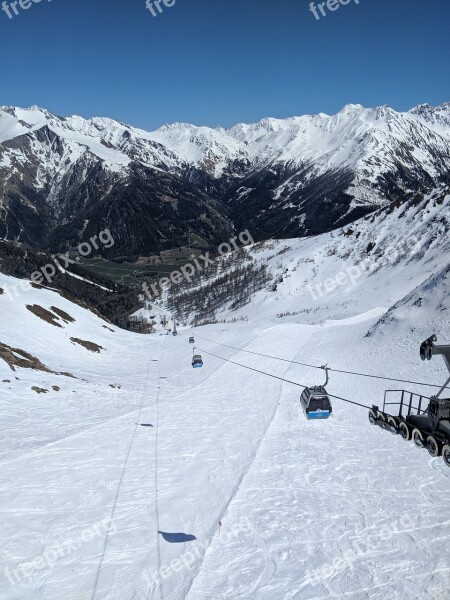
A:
369;335;450;468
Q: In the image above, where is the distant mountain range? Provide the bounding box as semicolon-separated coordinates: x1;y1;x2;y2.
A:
0;103;449;256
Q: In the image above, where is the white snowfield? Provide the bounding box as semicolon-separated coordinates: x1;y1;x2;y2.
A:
1;193;450;600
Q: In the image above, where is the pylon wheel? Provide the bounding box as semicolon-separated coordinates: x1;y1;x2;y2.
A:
412;429;424;448
426;436;441;458
398;422;410;441
442;445;450;468
387;416;398;432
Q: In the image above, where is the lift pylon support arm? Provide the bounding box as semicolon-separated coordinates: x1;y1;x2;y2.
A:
420;335;450;398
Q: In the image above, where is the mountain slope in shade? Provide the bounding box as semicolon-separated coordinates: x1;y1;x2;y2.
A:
0;103;449;254
164;185;450;331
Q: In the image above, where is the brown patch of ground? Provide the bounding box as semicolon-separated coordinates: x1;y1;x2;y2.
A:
26;305;62;327
0;342;52;372
0;287;4;295
30;283;44;289
32;386;48;394
2;379;11;383
52;385;61;391
109;384;121;388
70;338;104;353
0;342;75;377
50;306;75;323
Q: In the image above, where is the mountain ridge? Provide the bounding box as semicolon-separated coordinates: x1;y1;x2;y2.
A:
1;102;449;256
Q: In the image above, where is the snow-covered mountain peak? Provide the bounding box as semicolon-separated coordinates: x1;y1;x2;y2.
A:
255;117;284;132
371;104;397;119
3;105;53;121
157;122;196;132
410;101;450;114
149;122;249;175
337;103;365;114
409;101;450;132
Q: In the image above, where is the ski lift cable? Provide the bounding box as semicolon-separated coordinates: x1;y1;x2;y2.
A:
194;345;372;411
327;393;374;410
191;332;444;390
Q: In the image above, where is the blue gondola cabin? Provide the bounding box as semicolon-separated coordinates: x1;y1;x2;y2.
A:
192;355;203;368
300;386;332;419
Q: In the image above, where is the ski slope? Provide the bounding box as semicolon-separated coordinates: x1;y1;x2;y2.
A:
1;272;450;600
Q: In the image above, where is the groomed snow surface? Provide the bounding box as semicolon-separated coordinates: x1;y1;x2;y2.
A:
1;270;449;600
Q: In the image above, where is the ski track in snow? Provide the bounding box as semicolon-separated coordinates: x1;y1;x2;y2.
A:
182;329;318;599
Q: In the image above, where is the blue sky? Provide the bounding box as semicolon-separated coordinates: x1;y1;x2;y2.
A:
0;0;449;130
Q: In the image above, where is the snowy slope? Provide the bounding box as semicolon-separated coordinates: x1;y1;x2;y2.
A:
1;179;450;599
